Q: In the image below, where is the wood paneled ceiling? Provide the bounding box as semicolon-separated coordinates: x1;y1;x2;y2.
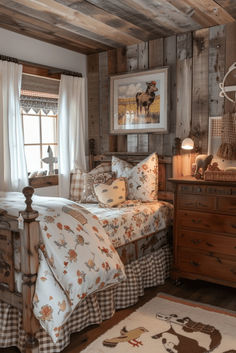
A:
0;0;236;55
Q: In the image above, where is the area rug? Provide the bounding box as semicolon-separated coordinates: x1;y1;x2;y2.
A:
81;293;236;353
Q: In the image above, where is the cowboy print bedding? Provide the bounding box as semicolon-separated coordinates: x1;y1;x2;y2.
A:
0;192;126;343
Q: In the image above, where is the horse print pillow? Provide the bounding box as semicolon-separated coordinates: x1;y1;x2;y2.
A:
112;153;158;202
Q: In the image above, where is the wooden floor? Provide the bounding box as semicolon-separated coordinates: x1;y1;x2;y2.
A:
1;278;236;353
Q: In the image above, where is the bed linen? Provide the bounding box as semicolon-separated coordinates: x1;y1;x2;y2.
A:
82;200;173;248
0;192;126;342
0;244;171;353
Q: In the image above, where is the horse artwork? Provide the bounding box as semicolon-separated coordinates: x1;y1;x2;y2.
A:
116;80;160;127
136;81;158;117
110;67;168;134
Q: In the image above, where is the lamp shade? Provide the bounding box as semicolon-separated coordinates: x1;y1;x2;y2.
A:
181;137;194;150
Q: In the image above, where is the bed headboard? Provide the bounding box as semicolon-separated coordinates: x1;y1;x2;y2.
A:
89;145;173;202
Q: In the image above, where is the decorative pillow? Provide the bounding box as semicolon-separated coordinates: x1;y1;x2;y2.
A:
70;170;84;201
80;172;113;203
93;178;126;207
70;163;112;202
89;162;111;174
112;153;158;201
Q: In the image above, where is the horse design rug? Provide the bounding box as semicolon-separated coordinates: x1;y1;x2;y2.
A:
81;293;236;353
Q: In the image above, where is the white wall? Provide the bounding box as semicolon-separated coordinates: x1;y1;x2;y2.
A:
0;28;88;197
0;28;87;75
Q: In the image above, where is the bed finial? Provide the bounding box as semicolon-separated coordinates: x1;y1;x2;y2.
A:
21;186;39;222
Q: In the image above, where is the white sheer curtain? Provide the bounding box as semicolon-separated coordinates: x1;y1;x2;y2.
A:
58;75;86;198
0;60;28;191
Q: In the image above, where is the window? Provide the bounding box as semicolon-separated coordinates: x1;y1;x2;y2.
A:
21;108;58;173
20;70;60;176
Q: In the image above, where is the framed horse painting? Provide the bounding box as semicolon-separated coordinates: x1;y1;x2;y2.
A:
110;67;168;134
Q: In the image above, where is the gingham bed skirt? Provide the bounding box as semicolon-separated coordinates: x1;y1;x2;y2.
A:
0;244;172;353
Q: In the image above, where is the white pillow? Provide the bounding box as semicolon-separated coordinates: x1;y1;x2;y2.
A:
112;153;158;201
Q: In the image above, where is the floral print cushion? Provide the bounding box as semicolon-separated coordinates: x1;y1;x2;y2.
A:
70;163;112;203
93;178;126;207
112;153;158;201
80;172;113;203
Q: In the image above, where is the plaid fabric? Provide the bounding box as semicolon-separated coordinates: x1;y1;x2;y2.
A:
70;163;112;202
70;169;84;201
0;244;171;353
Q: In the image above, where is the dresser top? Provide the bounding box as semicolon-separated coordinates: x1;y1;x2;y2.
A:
169;176;236;186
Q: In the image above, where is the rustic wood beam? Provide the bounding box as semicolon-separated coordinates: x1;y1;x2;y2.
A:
183;0;235;25
165;0;218;27
66;0;154;42
84;0;173;38
0;17;94;54
0;3;111;53
120;0;201;33
11;0;143;46
214;0;236;20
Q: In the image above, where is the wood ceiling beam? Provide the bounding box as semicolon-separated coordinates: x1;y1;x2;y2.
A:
11;0;143;46
84;0;174;38
183;0;235;25
0;4;111;53
117;0;201;33
0;20;93;54
165;0;218;27
214;0;236;20
58;0;155;42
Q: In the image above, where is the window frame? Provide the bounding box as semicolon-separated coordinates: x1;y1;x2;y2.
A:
21;108;58;171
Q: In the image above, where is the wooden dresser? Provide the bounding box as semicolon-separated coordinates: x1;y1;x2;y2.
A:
169;177;236;288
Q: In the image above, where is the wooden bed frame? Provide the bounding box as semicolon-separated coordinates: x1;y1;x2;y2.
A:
0;152;173;353
0;187;40;353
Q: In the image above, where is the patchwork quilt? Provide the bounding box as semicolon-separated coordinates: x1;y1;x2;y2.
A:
0;192;126;342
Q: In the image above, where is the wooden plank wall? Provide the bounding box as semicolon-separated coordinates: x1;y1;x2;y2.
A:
87;22;236;158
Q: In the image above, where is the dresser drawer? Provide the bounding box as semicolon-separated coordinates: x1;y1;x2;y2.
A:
177;229;236;256
178;184;193;194
206;186;231;195
178;194;215;211
177;210;236;235
216;196;236;215
177;248;236;283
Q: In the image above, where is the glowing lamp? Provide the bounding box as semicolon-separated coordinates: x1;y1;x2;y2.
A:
181;137;194;150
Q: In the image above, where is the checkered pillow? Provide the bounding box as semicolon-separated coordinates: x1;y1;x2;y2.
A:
70;170;84;201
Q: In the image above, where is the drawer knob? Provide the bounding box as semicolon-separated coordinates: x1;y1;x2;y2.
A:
192;239;201;245
198;202;207;208
206;242;213;247
192;219;201;224
232;224;236;229
190;261;199;267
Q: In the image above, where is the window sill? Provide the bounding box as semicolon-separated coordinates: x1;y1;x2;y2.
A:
29;175;58;188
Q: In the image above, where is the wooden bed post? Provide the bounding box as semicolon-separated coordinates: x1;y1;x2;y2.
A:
20;186;40;353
